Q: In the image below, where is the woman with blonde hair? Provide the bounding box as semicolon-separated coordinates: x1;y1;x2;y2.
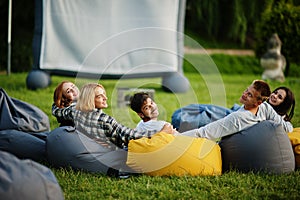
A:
73;83;174;149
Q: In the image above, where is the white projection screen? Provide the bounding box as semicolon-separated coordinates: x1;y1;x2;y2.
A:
32;0;186;79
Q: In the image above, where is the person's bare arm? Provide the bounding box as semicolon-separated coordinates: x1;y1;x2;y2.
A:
160;123;176;134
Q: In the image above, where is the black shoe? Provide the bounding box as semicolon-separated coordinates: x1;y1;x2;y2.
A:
107;168;130;179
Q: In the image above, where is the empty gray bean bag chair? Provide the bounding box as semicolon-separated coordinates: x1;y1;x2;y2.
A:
0;88;50;161
172;104;240;132
46;126;132;175
0;88;50;132
0;129;48;161
0;150;64;200
219;120;295;174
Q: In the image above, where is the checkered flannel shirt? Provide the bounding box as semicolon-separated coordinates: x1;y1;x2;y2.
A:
73;109;157;149
52;103;76;126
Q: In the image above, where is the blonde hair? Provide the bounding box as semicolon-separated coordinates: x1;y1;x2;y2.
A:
76;83;105;112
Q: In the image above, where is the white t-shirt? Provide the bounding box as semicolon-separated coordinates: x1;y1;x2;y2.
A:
136;120;166;132
182;101;293;141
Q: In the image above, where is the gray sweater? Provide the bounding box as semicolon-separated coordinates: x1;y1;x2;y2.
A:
182;101;293;141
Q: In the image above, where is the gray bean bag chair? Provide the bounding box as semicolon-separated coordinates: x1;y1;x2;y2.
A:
0;88;50;161
171;104;240;132
46;126;132;175
0;150;64;200
219;120;295;174
0;88;50;132
0;129;48;161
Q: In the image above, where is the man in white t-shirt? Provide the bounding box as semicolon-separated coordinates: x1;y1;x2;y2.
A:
130;92;176;133
182;80;293;141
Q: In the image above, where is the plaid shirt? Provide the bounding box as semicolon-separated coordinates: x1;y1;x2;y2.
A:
52;103;76;126
73;109;157;149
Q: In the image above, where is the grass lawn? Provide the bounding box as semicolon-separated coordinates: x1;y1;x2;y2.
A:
0;54;300;199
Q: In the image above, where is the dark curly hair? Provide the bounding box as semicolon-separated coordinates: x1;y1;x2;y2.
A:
130;92;150;113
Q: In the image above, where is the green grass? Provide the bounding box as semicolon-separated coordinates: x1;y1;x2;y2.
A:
53;169;300;200
184;54;300;77
1;54;300;199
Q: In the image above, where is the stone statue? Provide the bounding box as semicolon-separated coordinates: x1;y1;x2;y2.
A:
260;33;286;82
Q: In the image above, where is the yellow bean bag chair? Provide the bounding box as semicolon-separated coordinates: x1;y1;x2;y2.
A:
288;127;300;169
127;132;222;176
